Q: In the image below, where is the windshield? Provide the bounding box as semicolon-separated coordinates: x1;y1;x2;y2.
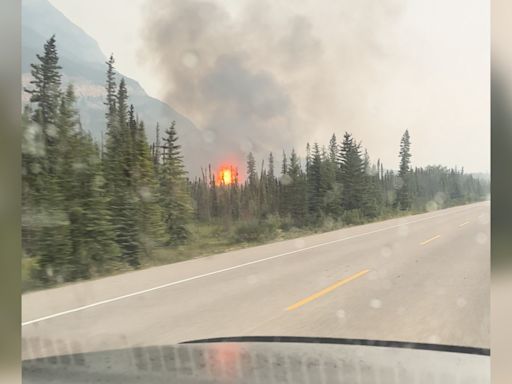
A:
21;0;490;380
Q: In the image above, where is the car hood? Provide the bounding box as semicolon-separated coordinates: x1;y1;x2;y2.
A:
23;336;490;384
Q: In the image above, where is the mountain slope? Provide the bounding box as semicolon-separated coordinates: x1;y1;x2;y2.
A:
22;0;204;173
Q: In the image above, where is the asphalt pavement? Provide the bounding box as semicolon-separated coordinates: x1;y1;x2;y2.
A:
22;202;490;360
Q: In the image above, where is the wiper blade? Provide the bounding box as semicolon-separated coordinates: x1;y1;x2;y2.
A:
181;336;490;356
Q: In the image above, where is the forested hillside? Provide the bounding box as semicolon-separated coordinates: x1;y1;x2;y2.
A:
22;36;489;291
21;0;202;174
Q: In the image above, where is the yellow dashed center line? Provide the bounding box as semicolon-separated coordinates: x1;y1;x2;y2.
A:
286;269;370;311
459;221;470;227
420;234;441;246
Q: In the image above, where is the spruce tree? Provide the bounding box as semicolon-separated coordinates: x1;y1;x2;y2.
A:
67;128;120;278
288;149;307;225
104;54;117;124
102;63;140;266
153;122;161;168
134;119;166;255
23;35;72;283
305;143;311;175
397;129;412;210
245;152;258;217
307;143;325;221
25;35;62;127
160;121;192;243
268;152;275;180
360;151;379;218
281;151;288;176
247;152;257;187
328;134;338;163
267;152;278;213
339;132;365;211
316;133;339;217
279;151;289;217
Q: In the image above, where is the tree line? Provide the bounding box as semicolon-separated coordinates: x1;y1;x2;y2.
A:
22;36;489;288
191;129;487;234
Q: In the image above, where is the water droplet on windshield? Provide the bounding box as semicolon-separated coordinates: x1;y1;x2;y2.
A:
280;174;292;186
202;130;215;143
434;192;446;205
181;51;199;68
426;200;438;212
380;246;392;258
293;238;305;249
139;186;153;202
397;225;409;237
46;124;58;138
475;232;487;244
428;335;441;344
478;213;489;225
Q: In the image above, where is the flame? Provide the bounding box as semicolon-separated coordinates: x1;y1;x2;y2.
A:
217;165;236;185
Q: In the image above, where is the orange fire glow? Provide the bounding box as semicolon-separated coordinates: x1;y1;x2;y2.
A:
217;166;236;185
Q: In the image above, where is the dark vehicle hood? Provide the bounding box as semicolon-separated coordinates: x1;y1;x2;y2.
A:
23;336;490;384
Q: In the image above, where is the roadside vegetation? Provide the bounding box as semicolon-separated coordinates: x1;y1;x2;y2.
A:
22;36;489;292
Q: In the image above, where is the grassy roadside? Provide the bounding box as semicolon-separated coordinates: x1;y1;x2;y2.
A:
147;208;427;266
22;199;485;293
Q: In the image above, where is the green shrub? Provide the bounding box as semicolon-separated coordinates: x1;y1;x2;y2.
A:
234;218;278;243
320;216;339;232
278;215;295;231
342;209;364;225
22;256;42;292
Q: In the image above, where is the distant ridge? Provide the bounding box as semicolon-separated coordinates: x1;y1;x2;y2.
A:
22;0;206;174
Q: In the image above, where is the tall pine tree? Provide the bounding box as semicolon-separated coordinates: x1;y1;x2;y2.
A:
397;130;412;210
160;121;192;243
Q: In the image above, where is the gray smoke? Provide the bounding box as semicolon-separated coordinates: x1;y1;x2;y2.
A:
138;0;329;178
139;0;489;177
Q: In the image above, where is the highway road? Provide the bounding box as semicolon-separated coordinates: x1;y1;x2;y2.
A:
21;202;490;360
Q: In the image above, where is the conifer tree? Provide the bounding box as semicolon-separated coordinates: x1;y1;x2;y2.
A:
328;134;337;163
307;143;325;221
244;152;258;217
268;152;275;180
339;132;365;211
23;35;71;283
247;152;257;188
104;54;117;124
306;143;311;175
267;152;278;213
134;119;166;255
281;151;288;176
160;121;192;243
102;66;140;266
25;35;62;127
397;129;412;210
288;149;307;225
279;151;289;217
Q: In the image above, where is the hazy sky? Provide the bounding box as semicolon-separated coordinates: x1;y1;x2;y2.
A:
49;0;489;173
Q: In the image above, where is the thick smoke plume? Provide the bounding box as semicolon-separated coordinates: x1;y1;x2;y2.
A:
139;0;489;177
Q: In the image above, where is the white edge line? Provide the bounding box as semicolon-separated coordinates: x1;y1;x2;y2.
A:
22;203;484;326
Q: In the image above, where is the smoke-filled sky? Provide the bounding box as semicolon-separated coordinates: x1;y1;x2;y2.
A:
50;0;489;174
